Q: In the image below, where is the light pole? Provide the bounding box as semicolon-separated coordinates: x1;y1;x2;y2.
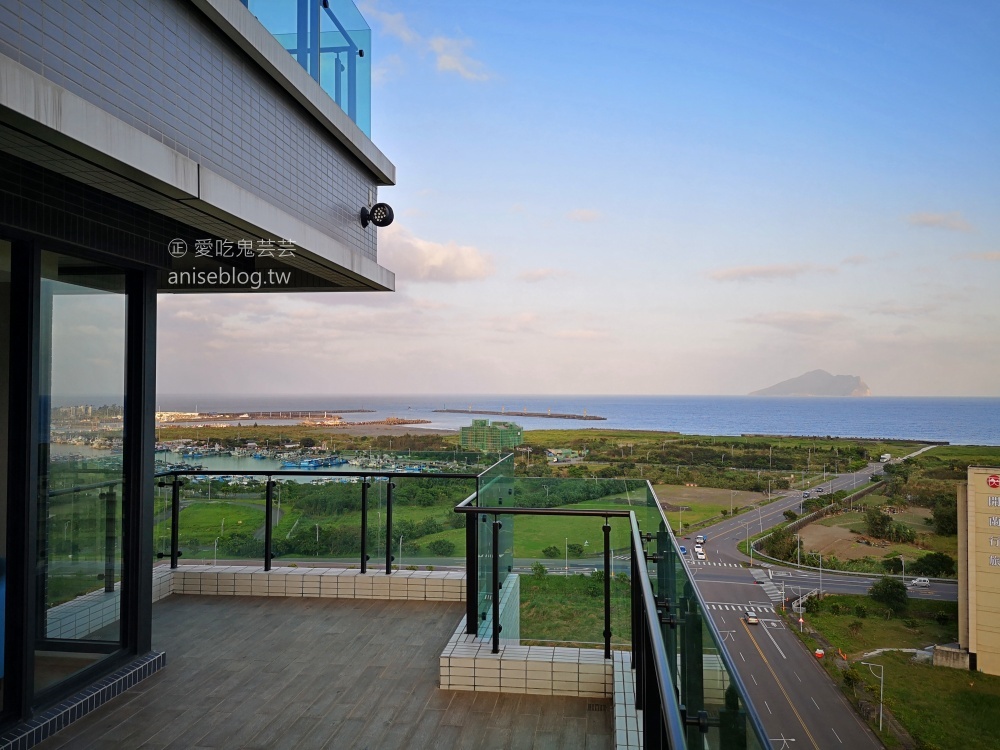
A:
796;533;801;567
214;537;220;566
860;661;885;732
565;537;569;576
730;490;735;516
399;535;404;567
900;554;905;583
819;553;823;598
679;507;683;534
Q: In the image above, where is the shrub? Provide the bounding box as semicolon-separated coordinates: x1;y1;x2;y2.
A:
911;551;956;577
855;604;867;619
530;561;547;577
542;545;560;558
843;664;862;688
903;618;919;629
426;539;456;557
935;612;950;626
868;576;909;615
848;620;863;636
567;542;585;557
783;509;798;522
829;603;842;616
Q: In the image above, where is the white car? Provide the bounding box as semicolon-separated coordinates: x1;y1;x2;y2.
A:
743;611;759;625
908;577;931;588
696;550;706;561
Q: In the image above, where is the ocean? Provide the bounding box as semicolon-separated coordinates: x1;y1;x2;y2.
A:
152;394;1000;446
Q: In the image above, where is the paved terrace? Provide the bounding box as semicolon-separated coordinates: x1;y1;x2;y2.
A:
35;596;613;750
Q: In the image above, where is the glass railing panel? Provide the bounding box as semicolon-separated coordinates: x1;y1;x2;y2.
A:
647;495;770;750
475;454;515;633
246;0;372;136
173;475;266;564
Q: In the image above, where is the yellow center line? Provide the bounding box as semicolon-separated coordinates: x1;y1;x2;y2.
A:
742;619;821;750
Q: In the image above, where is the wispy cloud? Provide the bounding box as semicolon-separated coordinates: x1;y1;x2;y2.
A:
379;225;495;282
708;263;830;282
742;311;848;335
554;329;607;340
517;268;564;283
566;208;602;223
360;2;491;82
841;254;869;266
906;212;972;232
428;37;490;81
869;302;937;317
959;251;1000;261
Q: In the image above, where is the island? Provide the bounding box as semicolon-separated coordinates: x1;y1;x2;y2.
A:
750;369;871;397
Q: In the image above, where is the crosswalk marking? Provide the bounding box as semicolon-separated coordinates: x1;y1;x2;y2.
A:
706;603;775;613
689;561;741;567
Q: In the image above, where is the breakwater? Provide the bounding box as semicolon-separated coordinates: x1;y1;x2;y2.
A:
433;408;605;421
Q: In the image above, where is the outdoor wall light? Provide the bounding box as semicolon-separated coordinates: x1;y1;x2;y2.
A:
360;202;394;228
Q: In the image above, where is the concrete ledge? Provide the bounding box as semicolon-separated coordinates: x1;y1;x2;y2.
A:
439;616;615;699
169;565;464;601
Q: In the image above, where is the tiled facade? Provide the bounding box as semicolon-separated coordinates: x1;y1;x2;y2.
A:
0;0;379;260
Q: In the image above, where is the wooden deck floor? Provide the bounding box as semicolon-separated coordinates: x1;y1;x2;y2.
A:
34;596;613;749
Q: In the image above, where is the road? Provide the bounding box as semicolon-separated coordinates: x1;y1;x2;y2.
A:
678;455;951;748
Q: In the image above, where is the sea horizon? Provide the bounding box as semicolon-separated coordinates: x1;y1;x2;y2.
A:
135;393;1000;447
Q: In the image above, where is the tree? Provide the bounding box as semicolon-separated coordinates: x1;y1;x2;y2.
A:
932;497;958;535
864;508;892;539
542;545;560;558
911;552;955;577
426;539;456;557
868;576;908;615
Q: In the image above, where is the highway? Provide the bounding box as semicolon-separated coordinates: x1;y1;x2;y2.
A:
678;458;953;748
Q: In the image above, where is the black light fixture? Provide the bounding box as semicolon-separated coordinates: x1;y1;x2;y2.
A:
360;202;394;228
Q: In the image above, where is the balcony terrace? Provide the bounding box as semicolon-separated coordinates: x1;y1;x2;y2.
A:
13;456;769;750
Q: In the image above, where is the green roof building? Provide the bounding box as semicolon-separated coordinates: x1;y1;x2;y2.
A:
459;419;524;451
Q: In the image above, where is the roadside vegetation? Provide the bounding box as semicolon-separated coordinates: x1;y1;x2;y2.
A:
790;582;1000;750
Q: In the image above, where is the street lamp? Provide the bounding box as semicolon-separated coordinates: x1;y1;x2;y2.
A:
565;537;569;576
900;554;905;583
730;490;735;516
819;553;823;598
860;661;885;732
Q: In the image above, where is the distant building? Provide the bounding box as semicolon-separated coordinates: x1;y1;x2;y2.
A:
459;419;524;451
957;467;1000;674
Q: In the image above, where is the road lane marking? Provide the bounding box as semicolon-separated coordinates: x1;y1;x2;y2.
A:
751;674;757;685
764;700;772;715
831;728;843;744
741;619;820;750
811;697;819;709
760;617;787;659
740;652;745;662
794;671;801;682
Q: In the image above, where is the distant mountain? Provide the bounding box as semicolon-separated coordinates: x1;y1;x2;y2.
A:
750;370;871;397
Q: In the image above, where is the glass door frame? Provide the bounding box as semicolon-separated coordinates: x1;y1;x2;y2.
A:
3;234;157;723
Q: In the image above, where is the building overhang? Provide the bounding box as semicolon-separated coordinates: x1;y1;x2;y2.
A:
0;54;394;293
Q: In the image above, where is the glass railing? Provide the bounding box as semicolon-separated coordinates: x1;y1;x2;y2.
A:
457;477;771;749
245;0;372;136
154;452;510;570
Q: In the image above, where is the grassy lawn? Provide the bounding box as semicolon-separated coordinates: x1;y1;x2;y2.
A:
519;572;631;649
805;594;956;655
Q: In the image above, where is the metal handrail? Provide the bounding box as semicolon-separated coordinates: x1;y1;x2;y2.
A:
630;517;688;750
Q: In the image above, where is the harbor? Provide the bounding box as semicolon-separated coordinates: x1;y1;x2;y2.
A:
433;407;605;421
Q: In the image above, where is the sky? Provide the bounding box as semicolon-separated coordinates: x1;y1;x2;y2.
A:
158;0;1000;397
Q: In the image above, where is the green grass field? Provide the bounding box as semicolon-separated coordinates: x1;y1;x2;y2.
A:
797;595;998;750
519;572;631;649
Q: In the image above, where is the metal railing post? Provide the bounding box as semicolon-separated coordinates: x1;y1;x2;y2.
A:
603;519;612;659
264;478;274;571
385;480;395;574
466;509;479;635
492;516;502;654
170;477;181;569
102;487;116;592
360;480;370;573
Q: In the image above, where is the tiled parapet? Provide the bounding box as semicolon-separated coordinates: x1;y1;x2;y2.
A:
439;616;615;699
169;565;465;602
613;650;642;750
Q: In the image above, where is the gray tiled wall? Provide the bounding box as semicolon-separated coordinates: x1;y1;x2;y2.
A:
0;0;378;261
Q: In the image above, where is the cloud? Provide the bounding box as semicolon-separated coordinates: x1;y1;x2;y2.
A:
708;263;829;282
566;208;602;223
906;212;972;232
360;2;491;82
841;254;869;266
869;302;937;317
959;251;1000;261
428;37;490;81
742;311;849;335
554;329;607;340
517;268;564;283
378;224;495;282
